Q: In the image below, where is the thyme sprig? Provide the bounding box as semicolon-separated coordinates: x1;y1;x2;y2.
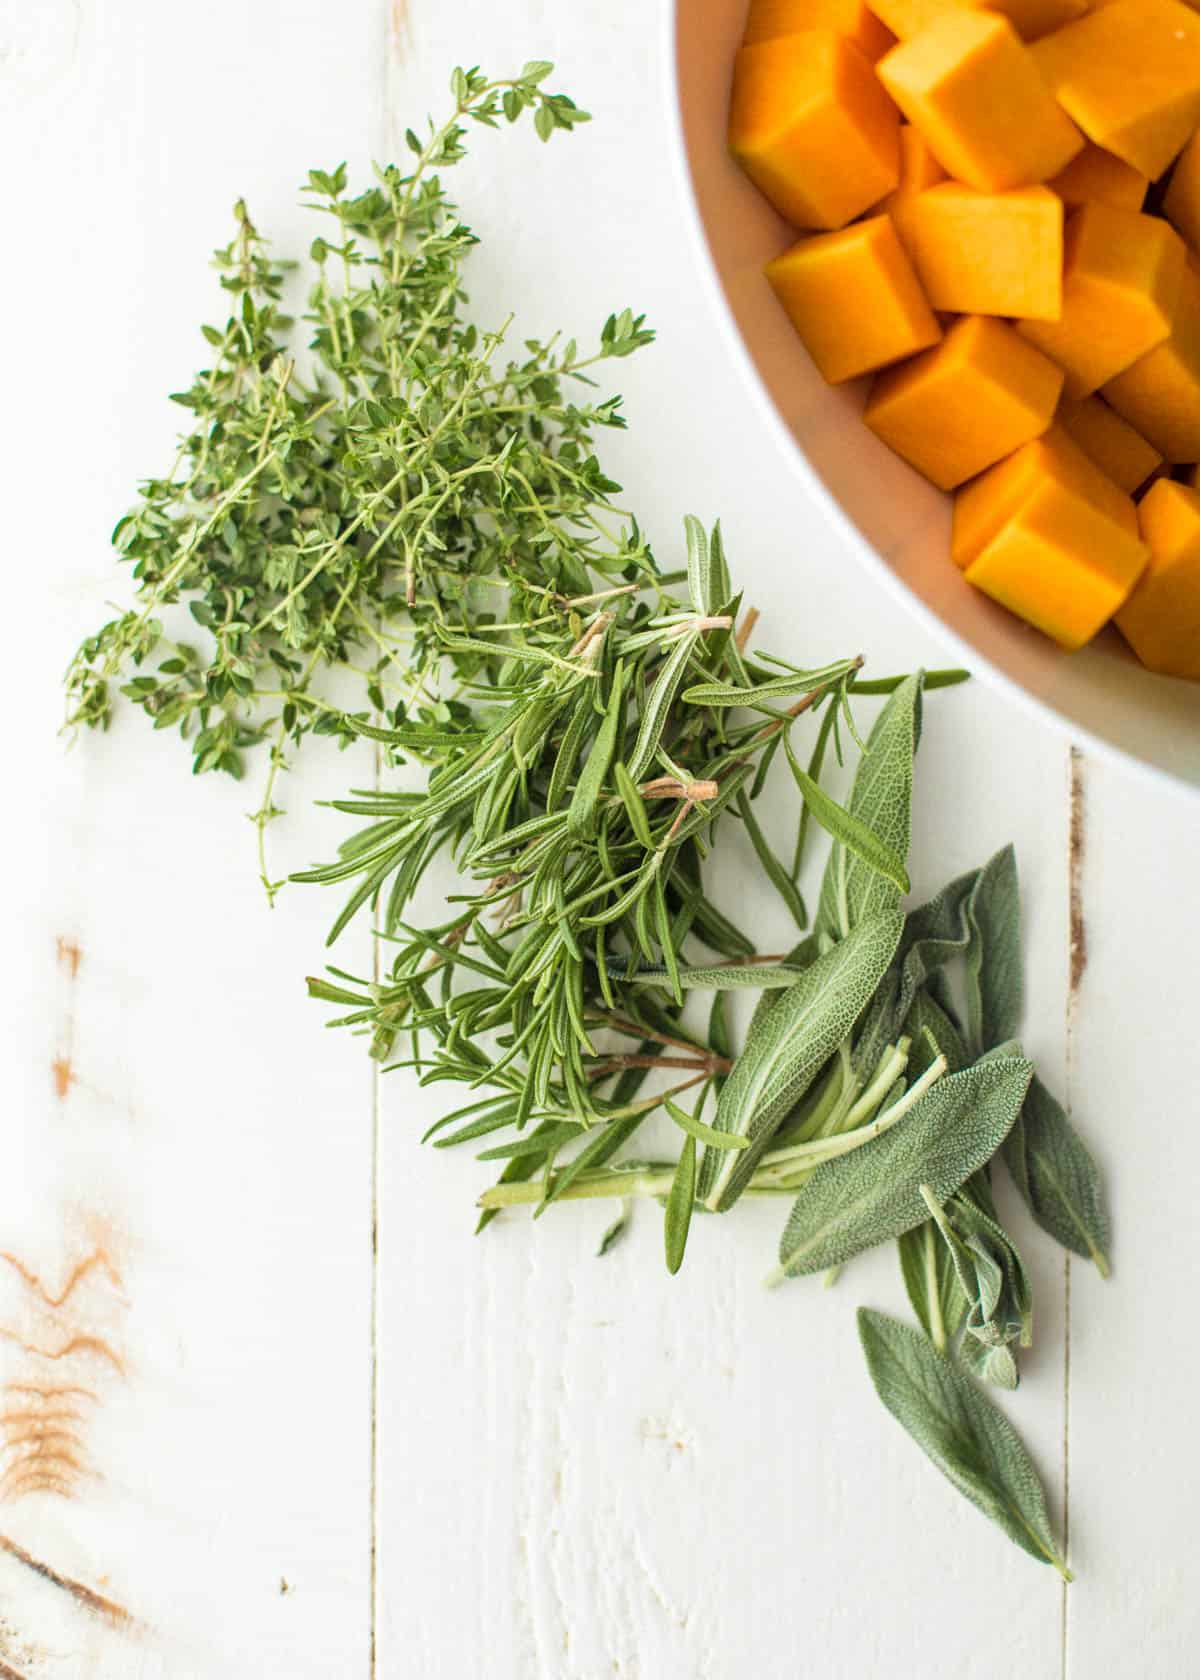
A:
65;61;648;897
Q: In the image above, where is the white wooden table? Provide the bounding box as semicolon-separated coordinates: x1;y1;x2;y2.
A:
2;2;1197;1674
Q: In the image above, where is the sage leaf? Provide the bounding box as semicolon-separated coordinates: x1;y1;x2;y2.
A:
922;1180;1032;1390
701;910;904;1211
906;989;971;1076
1003;1075;1111;1276
784;731;910;897
895;866;980;1019
964;844;1023;1053
960;1338;1020;1391
567;661;625;835
816;673;923;941
776;1057;1033;1277
858;1309;1071;1578
898;1221;967;1354
664;1133;697;1275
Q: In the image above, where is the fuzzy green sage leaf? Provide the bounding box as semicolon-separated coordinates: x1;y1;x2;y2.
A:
858;1309;1071;1578
775;1056;1033;1278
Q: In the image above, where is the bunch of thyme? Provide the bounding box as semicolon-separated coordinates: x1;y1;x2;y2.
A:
65;62;649;896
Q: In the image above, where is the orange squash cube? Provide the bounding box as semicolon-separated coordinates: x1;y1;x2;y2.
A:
1047;144;1148;213
882;127;949;258
1104;264;1200;462
743;0;895;58
1017;207;1186;401
1031;1;1200;182
1165;131;1200;254
765;214;942;383
895;124;948;193
965;480;1148;649
952;424;1138;569
1114;479;1200;678
902;184;1062;320
865;0;1087;42
877;12;1082;193
1057;397;1163;494
729;32;901;230
865;317;1063;489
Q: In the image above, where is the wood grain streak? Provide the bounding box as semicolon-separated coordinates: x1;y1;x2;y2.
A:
0;1533;132;1629
0;1250;123;1312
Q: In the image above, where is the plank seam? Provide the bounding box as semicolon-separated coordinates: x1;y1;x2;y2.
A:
1061;743;1087;1680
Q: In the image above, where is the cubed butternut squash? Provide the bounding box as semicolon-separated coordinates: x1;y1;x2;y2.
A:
729;32;901;230
1113;478;1200;678
743;0;895;59
1164;130;1200;255
1047;144;1148;213
1057;397;1163;494
902;183;1063;320
964;480;1148;649
877;12;1082;193
952;424;1138;569
1031;1;1200;182
865;0;1087;42
1017;207;1186;400
864;316;1063;489
765;213;942;383
880;126;949;258
1104;264;1200;462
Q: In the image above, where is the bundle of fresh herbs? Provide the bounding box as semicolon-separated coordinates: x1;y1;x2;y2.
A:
66;64;1110;1580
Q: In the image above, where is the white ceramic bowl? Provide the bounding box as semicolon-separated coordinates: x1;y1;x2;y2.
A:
669;0;1200;794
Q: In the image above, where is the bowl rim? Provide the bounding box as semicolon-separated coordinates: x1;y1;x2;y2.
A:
663;0;1199;803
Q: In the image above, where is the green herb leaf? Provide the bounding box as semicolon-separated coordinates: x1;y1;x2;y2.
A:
664;1097;748;1151
921;1180;1032;1389
682;659;859;709
626;632;698;782
702;910;905;1212
898;1222;967;1354
858;1309;1071;1578
664;1134;698;1275
964;844;1023;1054
618;962;805;991
1003;1075;1111;1276
684;514;731;616
567;661;625;835
783;732;910;896
735;789;807;929
775;1057;1033;1277
597;1204;631;1257
816;673;923;941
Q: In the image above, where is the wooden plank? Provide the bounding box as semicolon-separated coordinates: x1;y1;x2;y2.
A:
374;4;1073;1674
1064;755;1200;1678
0;1;379;1671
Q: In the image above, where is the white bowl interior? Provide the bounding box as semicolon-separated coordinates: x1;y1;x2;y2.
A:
671;0;1200;794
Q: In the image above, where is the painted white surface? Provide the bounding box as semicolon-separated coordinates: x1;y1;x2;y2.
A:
0;1;1192;1675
